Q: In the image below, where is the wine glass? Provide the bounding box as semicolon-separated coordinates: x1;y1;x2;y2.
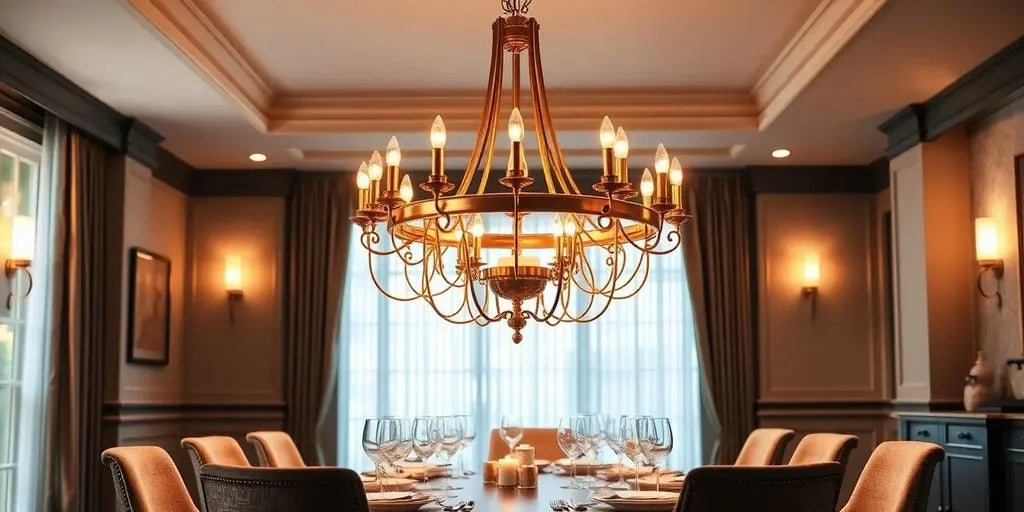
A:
435;416;464;491
638;417;673;492
557;417;584;489
576;414;602;486
604;415;629;489
378;417;412;492
362;419;386;489
500;415;524;454
454;414;476;479
619;417;647;490
412;417;440;489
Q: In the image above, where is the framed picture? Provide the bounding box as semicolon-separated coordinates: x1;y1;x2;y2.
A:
127;248;171;364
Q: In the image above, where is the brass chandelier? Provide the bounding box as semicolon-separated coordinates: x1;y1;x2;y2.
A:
351;0;688;343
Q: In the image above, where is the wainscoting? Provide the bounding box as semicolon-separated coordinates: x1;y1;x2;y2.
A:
100;401;286;508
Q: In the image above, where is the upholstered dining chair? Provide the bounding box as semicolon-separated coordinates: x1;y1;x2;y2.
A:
181;436;251;510
841;441;945;512
674;462;844;512
789;433;860;469
487;428;562;460
101;446;199;512
245;431;306;467
734;428;795;466
199;465;369;512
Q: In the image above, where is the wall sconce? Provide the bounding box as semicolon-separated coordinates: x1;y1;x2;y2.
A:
225;257;243;322
801;253;820;317
975;217;1004;306
6;215;34;310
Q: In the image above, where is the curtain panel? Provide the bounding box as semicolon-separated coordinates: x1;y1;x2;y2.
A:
284;174;354;464
44;128;109;512
682;172;756;464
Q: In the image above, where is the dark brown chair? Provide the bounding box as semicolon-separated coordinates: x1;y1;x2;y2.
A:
199;465;369;512
734;428;795;466
841;441;945;512
674;462;844;512
245;431;306;467
181;436;251;510
101;446;199;512
789;433;859;469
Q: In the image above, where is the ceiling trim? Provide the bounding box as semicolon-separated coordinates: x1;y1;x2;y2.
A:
878;35;1024;158
287;145;744;162
753;0;888;130
124;0;887;136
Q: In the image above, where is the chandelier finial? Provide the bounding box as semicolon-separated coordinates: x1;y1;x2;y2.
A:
501;0;532;16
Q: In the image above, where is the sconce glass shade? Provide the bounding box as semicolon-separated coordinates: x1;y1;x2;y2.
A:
975;217;1000;262
10;215;34;262
224;257;243;293
802;253;820;288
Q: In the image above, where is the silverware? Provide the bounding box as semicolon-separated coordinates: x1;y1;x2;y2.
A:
464;501;475;510
549;499;566;510
566;498;590;511
442;500;464;511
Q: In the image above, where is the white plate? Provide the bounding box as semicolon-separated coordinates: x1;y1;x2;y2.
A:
365;492;439;511
362;477;418;492
591;491;680;511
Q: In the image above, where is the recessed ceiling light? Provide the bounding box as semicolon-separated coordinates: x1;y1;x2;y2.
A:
771;149;791;159
249;153;267;162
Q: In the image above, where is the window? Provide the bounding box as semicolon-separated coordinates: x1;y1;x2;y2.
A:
0;125;50;512
337;213;702;471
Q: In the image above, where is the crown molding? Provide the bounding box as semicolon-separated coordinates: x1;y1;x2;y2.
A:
753;0;888;130
124;0;887;135
878;35;1024;158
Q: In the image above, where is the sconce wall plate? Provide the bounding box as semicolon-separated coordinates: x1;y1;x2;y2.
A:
5;259;32;310
977;259;1005;307
227;289;243;323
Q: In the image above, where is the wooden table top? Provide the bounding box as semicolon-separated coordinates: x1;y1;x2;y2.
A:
419;473;593;511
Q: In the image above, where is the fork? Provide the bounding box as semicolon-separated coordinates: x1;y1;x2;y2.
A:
566;498;590;511
549;499;567;510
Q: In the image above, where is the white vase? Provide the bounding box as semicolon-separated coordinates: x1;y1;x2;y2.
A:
963;352;992;411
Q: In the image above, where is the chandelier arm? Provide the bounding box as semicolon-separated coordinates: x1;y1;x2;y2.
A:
432;193;452;230
572;225;624;322
608;248;651;300
387;229;426;266
459;18;504;196
531;19;580;195
476;49;503;195
413;248;461;299
616;220;683;256
522;265;565;324
421;262;482;324
525;28;561;194
366;249;427;302
467;263;511;324
360;229;417;257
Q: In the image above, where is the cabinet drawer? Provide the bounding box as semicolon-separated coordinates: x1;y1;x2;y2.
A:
906;421;939;442
945;423;986;449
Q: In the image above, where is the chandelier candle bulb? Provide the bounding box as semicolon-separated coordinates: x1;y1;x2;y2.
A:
399;175;413;203
430;115;447;178
385;137;401;192
614;127;629;183
600;116;617;180
356;163;370;209
669;157;684;205
508;107;525;175
368;151;383;203
641;168;654;207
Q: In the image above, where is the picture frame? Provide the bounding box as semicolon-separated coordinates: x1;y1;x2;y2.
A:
126;247;171;364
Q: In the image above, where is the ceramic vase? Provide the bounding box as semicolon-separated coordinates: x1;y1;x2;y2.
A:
1009;359;1024;399
963;352;992;412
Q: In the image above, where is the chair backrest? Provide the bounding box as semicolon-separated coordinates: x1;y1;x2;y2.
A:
245;431;306;467
734;428;795;466
101;446;199;512
181;436;251;510
789;433;859;468
675;462;844;512
199;465;369;512
486;427;562;460
841;441;945;512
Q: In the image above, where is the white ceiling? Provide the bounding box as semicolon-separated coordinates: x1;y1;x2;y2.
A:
0;0;1022;171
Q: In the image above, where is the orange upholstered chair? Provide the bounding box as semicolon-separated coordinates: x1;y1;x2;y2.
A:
487;428;562;460
841;441;945;512
181;436;251;509
789;433;859;469
734;428;795;466
245;431;306;467
101;446;199;512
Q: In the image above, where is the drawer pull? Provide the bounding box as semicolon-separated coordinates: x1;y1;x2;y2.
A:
957;432;973;441
915;429;930;437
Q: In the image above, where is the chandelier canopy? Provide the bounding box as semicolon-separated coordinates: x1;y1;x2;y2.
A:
351;1;689;343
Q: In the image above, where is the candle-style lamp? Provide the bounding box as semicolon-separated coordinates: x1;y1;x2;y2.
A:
500;107;533;190
614;127;629;184
422;115;455;196
652;143;673;213
802;253;820;318
225;256;243;322
356;162;370;210
5;215;34;310
378;137;406;209
600;116;617;181
975;217;1004;306
640;168;654;207
367;151;383;206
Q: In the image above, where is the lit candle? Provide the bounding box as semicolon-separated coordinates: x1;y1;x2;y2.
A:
497;456;519;487
640;168;654;208
508;107;525;175
496;255;540;268
356;162;369;209
600;116;616;180
669;157;683;206
514;444;535;466
368;151;383;204
654;143;670;204
385;136;401;193
469;214;484;261
483;460;498;484
613;127;629;184
551;214;564;261
517;464;538;489
431;115;447;178
400;175;413;203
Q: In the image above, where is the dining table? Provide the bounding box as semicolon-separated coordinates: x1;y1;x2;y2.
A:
411;473;645;511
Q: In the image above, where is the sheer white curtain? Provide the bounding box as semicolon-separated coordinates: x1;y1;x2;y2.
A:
337;213;702;471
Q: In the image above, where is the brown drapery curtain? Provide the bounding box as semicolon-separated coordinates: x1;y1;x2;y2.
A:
47;128;109;512
682;172;756;464
284;174;354;464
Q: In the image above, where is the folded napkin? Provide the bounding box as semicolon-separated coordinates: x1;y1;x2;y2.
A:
594;490;679;501
596;466;656;480
366;492;418;502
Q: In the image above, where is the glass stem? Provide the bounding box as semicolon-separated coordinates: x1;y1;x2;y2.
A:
634;461;640;490
654;465;659;493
